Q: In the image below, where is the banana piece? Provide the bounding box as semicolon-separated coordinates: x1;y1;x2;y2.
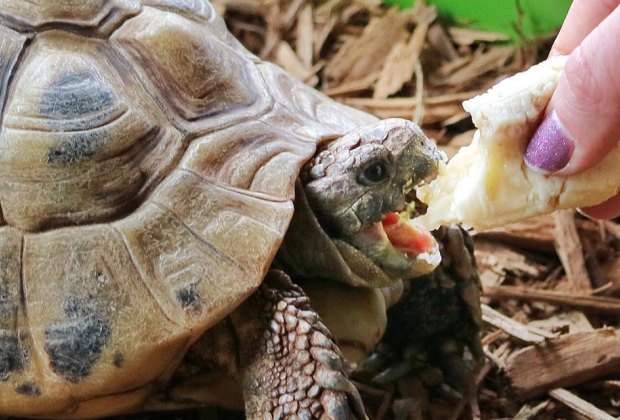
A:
417;56;620;231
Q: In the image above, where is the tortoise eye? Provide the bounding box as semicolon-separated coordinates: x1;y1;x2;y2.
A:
358;160;391;185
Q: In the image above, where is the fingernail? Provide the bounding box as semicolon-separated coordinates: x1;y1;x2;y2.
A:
525;111;575;173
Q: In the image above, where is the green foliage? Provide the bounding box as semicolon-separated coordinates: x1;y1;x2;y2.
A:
383;0;572;42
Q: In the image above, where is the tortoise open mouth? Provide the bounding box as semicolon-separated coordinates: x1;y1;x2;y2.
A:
348;181;441;279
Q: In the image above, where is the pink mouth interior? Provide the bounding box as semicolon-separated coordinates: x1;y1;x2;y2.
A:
381;212;435;256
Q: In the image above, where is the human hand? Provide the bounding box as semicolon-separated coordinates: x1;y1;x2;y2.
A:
524;0;620;218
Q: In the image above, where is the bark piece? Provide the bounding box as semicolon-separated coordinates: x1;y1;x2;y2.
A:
506;329;620;398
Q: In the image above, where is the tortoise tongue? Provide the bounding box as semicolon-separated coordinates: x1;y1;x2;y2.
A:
381;212;436;256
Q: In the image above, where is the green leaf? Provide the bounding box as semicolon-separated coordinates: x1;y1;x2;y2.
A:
383;0;414;8
383;0;572;42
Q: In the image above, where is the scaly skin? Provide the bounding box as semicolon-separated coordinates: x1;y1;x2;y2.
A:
238;271;366;419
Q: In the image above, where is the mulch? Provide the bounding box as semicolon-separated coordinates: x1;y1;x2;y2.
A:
216;0;620;419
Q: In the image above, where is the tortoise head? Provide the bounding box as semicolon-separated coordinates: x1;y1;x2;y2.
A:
301;118;443;279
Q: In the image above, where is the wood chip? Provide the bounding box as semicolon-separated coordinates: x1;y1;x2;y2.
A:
554;210;592;293
435;46;514;87
506;329;620;398
322;72;380;96
482;304;558;343
474;215;557;253
412;59;424;124
426;23;459;61
296;3;314;67
434;55;473;78
440;110;469;126
274;41;319;86
474;214;604;255
373;8;434;99
549;388;617;420
513;400;552;420
475;240;551;279
484;285;620;314
448;27;511;45
324;8;409;84
528;311;594;335
260;3;282;58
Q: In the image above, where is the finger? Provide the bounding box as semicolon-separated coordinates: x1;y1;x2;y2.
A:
551;0;620;56
580;191;620;219
525;6;620;175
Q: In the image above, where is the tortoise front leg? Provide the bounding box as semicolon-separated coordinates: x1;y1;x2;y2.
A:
232;270;366;420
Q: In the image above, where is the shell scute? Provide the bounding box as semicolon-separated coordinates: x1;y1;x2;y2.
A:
141;0;256;60
115;171;293;331
0;32;185;231
22;225;186;408
0;25;27;122
0;227;74;416
258;63;377;137
142;0;214;20
180;121;315;199
0;0;140;34
0;228;27;382
112;7;272;136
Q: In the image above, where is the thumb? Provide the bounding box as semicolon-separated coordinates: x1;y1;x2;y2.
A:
525;5;620;175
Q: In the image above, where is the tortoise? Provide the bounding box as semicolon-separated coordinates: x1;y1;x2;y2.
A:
0;1;456;418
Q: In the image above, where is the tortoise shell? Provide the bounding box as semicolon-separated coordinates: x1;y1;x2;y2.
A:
0;0;375;416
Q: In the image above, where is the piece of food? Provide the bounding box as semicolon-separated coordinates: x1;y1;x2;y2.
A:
417;56;620;231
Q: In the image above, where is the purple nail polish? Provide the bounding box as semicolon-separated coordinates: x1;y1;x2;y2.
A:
525;111;575;173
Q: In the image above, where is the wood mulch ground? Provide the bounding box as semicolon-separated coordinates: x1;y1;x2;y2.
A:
215;1;620;419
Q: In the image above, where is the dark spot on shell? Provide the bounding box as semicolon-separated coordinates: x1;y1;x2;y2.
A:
15;382;41;396
44;296;110;383
175;283;203;314
46;131;105;164
113;352;124;368
0;330;29;381
40;73;114;120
